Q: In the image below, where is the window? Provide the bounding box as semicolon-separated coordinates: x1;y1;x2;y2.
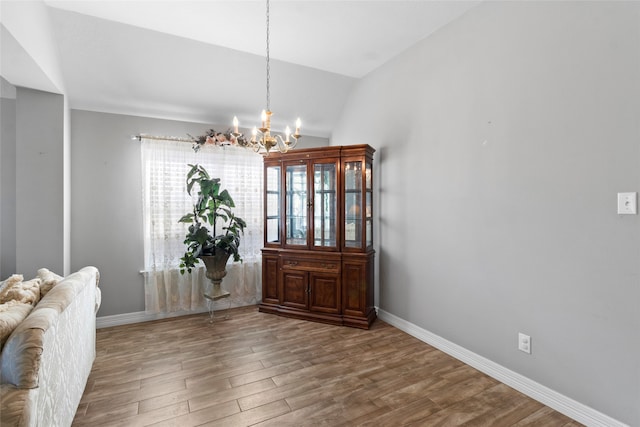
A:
141;139;263;313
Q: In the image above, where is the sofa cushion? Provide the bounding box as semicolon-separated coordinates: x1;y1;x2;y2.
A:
0;275;24;299
0;278;41;306
0;301;34;350
36;268;64;298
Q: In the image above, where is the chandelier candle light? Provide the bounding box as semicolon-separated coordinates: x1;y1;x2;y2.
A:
232;0;301;154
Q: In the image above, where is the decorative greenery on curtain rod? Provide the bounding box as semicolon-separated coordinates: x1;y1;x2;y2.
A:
133;128;253;153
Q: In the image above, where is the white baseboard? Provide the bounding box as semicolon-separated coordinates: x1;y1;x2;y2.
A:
96;301;253;329
377;309;628;427
96;308;206;328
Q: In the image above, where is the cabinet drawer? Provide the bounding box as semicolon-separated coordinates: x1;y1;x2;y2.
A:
281;258;340;272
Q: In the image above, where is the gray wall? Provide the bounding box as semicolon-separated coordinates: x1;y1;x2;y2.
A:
14;88;65;279
70;110;329;317
332;2;639;426
1;78;17;278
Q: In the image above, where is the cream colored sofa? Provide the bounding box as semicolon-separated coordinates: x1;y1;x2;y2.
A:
0;266;101;426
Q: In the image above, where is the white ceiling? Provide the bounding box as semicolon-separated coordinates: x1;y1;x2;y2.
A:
44;1;480;78
4;1;480;137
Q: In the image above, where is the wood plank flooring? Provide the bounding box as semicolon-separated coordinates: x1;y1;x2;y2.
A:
73;306;583;426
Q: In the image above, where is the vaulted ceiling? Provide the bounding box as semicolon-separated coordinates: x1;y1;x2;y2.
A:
3;1;480;137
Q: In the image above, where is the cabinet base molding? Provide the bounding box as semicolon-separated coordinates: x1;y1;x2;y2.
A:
258;303;376;330
343;308;377;329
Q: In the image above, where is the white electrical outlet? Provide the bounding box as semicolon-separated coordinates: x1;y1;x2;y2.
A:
518;333;531;354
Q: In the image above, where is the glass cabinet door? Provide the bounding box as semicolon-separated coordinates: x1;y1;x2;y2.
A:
365;161;373;248
313;162;337;248
265;165;281;244
285;164;308;246
344;161;363;248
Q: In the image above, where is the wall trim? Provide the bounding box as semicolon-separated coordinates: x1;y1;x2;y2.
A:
377;309;628;427
97;301;253;329
97;308;206;328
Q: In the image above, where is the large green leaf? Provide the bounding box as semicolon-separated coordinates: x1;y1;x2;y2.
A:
178;213;194;223
218;189;235;207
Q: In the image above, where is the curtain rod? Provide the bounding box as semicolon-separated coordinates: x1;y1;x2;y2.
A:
132;134;195;143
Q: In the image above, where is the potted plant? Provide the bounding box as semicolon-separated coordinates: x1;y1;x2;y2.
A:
179;164;246;298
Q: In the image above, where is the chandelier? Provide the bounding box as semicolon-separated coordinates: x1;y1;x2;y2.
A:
232;0;301;154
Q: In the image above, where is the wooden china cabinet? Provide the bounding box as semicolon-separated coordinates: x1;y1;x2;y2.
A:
259;144;376;329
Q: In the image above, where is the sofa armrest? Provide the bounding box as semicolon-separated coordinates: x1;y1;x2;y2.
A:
0;384;35;426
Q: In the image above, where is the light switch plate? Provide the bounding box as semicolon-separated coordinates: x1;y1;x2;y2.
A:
617;192;637;215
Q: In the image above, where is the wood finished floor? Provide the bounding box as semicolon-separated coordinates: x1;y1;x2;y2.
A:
73;306;583;427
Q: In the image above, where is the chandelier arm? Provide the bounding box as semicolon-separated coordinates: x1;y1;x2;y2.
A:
274;134;299;153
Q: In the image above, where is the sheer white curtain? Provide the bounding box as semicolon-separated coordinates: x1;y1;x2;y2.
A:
141;139;263;314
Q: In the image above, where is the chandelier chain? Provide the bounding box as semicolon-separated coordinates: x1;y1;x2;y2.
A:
229;0;300;154
265;0;270;111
